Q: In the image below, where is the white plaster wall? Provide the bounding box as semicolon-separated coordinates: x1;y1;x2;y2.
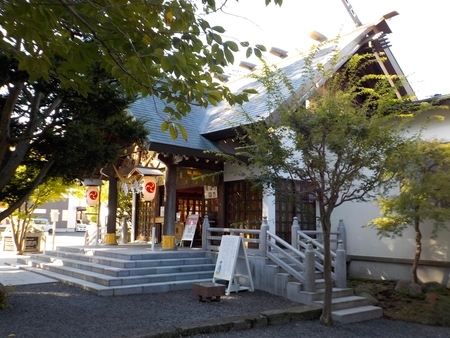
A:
348;260;450;287
406;107;450;142
332;105;450;264
331;201;450;262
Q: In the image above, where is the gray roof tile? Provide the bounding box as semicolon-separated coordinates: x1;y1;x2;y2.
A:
128;21;404;154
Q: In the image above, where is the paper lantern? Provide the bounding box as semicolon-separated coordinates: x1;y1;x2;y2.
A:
86;186;99;206
142;176;157;201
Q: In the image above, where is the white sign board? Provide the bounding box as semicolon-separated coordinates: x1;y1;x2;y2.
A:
204;186;218;199
181;214;198;247
213;235;254;295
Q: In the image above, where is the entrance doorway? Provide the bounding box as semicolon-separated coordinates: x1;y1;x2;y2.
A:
176;188;203;245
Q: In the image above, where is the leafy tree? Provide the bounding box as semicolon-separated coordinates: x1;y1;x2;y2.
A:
371;140;450;284
7;175;76;254
0;53;149;221
0;0;275;126
0;0;280;222
222;50;432;325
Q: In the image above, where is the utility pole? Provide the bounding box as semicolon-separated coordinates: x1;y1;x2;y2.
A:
340;0;362;27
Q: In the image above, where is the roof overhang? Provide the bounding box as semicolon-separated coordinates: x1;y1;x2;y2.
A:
128;167;164;177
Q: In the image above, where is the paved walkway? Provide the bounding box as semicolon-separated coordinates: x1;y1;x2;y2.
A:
0;251;58;286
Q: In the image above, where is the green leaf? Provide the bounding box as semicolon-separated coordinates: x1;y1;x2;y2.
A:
177;123;188;141
161;56;172;72
224;48;234;64
246;47;253;58
243;88;259;94
254;48;262;58
174;52;186;66
199;19;210;31
212;33;222;44
161;121;169;132
224;41;239;52
208;91;223;101
169;123;178;139
211;26;225;33
255;44;267;51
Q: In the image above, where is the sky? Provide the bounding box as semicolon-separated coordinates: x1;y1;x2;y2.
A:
203;0;450;100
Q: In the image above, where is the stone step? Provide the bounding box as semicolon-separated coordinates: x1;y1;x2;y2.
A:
287;286;354;304
314;295;369;311
23;254;214;277
42;248;208;261
14;264;211;296
37;251;212;268
18;257;214;287
332;305;383;324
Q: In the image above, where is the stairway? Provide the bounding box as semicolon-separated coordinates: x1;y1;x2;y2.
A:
262;262;382;324
14;246;215;296
285;280;382;323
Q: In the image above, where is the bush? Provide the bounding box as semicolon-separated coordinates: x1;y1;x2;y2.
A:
0;283;13;310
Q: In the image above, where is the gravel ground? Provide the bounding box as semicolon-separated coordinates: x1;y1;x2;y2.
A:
192;319;450;338
1;282;450;338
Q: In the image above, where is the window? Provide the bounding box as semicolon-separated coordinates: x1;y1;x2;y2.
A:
225;180;262;228
275;179;316;242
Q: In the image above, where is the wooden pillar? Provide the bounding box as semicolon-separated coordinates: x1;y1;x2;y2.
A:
105;163;117;245
131;192;139;241
162;157;176;249
218;173;226;228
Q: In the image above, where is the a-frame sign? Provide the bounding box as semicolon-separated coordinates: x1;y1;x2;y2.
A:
212;235;254;295
181;214;198;247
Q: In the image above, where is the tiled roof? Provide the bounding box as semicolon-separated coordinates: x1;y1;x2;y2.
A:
128;19;408;154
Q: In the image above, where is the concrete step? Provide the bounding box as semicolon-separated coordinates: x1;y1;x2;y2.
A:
287;287;354;304
18;257;214;286
332;305;383;324
16;247;219;296
314;295;369;311
49;246;209;260
263;265;282;293
23;254;215;277
39;250;213;268
14;264;211;296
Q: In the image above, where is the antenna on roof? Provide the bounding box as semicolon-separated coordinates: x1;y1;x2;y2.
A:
340;0;362;27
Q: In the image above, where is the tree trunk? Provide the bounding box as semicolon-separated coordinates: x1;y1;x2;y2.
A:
412;214;421;284
12;220;26;255
0;82;23;167
320;217;334;326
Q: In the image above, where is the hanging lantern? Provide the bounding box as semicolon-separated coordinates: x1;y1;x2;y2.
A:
142;176;157;201
86;186;99;206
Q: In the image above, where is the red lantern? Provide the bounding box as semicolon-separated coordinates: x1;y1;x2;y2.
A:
86;186;99;206
142;176;157;201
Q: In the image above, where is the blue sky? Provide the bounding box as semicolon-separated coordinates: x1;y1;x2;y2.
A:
205;0;449;100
